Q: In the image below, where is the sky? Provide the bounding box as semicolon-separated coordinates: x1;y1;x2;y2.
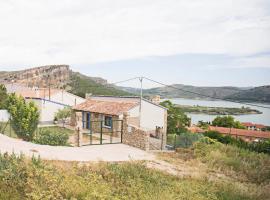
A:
0;0;270;88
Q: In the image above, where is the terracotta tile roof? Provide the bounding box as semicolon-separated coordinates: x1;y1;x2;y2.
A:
188;125;204;133
242;122;254;127
209;126;270;139
73;99;139;116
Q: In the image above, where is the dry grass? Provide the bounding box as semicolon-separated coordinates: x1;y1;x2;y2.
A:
157;142;270;200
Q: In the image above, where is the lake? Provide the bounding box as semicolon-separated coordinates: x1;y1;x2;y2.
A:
167;98;270;126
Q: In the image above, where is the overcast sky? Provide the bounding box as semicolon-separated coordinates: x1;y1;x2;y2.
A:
0;0;270;88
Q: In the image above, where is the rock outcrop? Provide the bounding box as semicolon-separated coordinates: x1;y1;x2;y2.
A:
0;65;70;88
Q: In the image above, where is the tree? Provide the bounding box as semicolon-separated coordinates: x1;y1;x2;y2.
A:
197;120;210;129
212;116;245;129
55;107;71;127
0;84;8;109
6;93;39;141
160;100;191;135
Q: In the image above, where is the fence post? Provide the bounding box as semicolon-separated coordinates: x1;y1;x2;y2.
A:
174;134;176;150
76;127;82;147
100;121;103;144
9;120;11;137
161;132;164;150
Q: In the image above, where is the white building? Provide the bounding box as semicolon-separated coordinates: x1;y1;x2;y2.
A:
6;84;85;124
73;96;167;132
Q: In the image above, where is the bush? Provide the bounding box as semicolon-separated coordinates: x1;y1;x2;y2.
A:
34;128;70;146
6;94;39;141
167;132;203;148
203;131;270;154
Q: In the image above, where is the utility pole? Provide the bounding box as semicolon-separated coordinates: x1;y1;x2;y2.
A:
47;74;51;100
139;77;143;128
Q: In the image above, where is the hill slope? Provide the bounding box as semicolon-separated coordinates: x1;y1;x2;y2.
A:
226;85;270;103
67;72;131;97
122;84;247;99
0;65;131;97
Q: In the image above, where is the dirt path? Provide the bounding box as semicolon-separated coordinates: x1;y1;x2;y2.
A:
146;155;234;182
0;134;155;162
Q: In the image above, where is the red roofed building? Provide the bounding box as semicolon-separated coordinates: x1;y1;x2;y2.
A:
242;122;266;131
209;126;270;142
73;96;167;132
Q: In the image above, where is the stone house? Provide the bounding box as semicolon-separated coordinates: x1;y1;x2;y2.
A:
72;96;168;150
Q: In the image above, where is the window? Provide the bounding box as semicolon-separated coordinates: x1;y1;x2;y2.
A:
104;116;112;128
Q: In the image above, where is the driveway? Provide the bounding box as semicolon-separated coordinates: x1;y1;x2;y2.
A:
0;134;155;162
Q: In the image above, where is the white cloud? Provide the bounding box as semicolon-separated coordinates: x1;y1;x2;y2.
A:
0;0;269;68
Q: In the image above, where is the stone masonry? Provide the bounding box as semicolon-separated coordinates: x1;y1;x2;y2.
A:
122;113;150;151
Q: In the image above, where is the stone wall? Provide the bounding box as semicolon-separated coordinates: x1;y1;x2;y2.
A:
122;113;150;151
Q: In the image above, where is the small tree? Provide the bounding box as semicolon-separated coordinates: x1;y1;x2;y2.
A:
160;100;191;135
212;115;245;129
55;107;71;127
6;93;39;141
0;84;8;109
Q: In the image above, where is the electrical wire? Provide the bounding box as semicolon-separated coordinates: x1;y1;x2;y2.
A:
142;77;270;109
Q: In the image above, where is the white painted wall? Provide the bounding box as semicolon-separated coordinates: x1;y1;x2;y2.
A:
140;100;166;130
128;100;166;131
0;110;10;122
27;91;86;124
50;91;85;106
39;100;65;123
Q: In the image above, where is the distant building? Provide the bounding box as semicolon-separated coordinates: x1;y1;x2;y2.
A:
5;84;85;124
209;126;270;142
242;122;266;131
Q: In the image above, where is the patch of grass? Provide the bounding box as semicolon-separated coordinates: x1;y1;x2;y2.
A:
0;153;259;200
38;126;74;135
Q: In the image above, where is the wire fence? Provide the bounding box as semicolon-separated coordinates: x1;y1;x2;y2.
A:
167;132;203;149
0;121;17;138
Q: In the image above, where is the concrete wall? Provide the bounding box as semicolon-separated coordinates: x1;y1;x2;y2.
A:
0;110;10;122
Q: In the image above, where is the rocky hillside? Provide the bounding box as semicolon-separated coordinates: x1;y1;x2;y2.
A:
0;65;130;97
0;65;70;88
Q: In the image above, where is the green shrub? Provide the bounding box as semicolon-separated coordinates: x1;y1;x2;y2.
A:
203;131;270;154
34;128;70;146
167;132;203;148
194;141;270;184
6;93;39;141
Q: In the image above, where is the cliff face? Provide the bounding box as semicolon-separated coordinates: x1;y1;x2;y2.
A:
0;65;70;88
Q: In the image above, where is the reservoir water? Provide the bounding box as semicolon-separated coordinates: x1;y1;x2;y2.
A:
168;98;270;126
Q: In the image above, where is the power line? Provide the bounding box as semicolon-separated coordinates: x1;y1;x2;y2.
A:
72;77;140;89
142;77;270;109
110;77;141;85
